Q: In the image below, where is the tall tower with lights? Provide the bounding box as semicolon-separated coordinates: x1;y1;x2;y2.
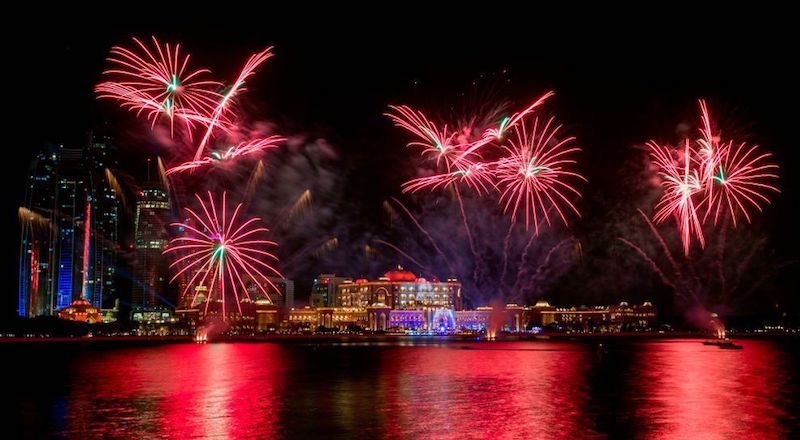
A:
131;173;172;318
18;135;121;318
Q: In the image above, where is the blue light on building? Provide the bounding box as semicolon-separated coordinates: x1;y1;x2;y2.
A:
56;228;74;310
18;137;121;318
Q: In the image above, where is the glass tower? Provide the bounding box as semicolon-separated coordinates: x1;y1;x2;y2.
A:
18;136;121;317
131;182;172;315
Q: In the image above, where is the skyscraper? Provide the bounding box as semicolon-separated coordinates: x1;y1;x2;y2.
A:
311;274;351;307
86;133;120;309
18;145;58;317
265;277;294;310
54;147;84;311
131;180;172;317
18;136;121;318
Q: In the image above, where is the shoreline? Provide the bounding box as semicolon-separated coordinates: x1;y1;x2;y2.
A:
0;331;797;344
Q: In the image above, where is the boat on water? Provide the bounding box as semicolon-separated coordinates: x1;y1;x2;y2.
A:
717;341;743;350
702;339;743;349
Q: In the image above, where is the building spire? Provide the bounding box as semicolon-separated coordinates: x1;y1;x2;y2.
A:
81;197;91;300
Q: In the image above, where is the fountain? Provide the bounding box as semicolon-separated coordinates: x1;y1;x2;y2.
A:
486;302;507;340
430;308;456;333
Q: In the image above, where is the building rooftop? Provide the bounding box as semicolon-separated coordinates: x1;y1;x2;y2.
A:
383;265;417;282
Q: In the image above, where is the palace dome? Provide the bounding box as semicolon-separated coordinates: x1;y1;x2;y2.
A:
383;265;417;282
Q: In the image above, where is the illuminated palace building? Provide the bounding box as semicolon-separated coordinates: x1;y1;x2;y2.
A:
171;264;656;335
286;266;657;333
337;267;462;309
290;266;466;332
18;136;120;322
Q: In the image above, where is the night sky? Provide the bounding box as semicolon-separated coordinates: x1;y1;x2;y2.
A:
4;10;799;319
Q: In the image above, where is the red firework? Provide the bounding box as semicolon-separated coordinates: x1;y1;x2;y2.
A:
649;140;705;256
455;91;555;161
96;38;281;175
164;191;283;318
385;105;461;166
385;105;495;194
701;140;780;226
166;136;285;175
402;158;496;195
696;99;720;184
386;91;584;231
494;116;584;233
647;99;779;255
482;91;556;141
95;36;224;135
192;48;274;162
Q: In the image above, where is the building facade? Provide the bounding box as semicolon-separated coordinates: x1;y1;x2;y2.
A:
86;134;120;309
266;277;294;310
286;297;657;334
525;301;658;331
285;267;464;332
131;182;172;317
18;145;58;317
336;266;463;310
18;137;120;318
310;274;351;307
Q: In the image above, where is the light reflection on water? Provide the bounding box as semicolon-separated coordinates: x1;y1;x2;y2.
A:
4;339;798;439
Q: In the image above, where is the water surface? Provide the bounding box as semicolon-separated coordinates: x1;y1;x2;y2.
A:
4;338;798;439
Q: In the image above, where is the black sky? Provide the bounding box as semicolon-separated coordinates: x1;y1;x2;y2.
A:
4;9;799;318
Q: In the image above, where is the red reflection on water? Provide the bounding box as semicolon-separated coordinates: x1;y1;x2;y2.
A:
375;342;601;439
28;339;795;438
630;339;794;439
61;344;288;439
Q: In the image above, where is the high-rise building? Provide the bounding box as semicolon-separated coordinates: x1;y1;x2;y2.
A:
18;145;59;317
131;181;171;317
86;134;120;309
266;277;294;310
18;136;121;318
54;147;85;310
310;274;351;307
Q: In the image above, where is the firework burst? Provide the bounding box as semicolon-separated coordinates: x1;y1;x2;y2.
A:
385;105;495;195
192;48;274;162
385;92;583;294
494;116;584;233
647;100;780;255
95;36;224;135
701;144;779;227
164;191;283;318
166;136;285;175
97;38;282;175
385;105;461;166
401;158;496;195
484;91;555;140
650;140;706;255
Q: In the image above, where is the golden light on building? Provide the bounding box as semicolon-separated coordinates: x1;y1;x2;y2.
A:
58;299;103;324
